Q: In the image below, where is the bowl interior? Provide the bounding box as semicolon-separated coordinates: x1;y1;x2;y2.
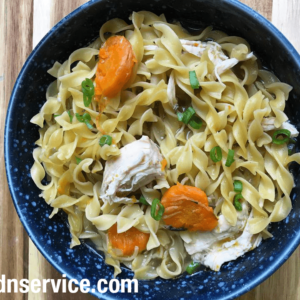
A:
5;0;300;299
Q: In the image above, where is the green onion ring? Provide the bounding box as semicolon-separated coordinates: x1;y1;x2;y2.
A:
234;193;243;211
99;135;112;147
83;93;93;107
151;198;165;221
75;157;82;164
272;129;291;145
189;70;200;89
210;146;222;163
81;78;94;96
189;115;203;129
182;107;196;124
139;196;149;205
225;149;235;167
233;180;243;193
186;262;201;275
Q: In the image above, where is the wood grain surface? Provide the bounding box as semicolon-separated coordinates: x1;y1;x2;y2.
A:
1;0;300;299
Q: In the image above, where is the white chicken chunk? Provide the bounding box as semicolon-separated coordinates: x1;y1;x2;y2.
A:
181;201;249;253
202;214;262;271
181;202;261;271
261;117;299;137
180;40;228;63
180;40;254;83
145;40;253;86
100;136;169;204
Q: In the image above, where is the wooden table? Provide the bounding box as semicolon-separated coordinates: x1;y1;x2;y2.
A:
1;0;300;299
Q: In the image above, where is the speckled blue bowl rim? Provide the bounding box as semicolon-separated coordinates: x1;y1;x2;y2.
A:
4;0;300;299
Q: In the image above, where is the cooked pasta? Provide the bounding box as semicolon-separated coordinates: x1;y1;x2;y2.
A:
30;11;300;279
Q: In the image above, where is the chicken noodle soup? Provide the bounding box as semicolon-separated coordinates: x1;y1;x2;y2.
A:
31;11;300;279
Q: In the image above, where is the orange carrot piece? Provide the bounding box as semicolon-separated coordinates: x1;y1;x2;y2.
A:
108;224;150;256
95;36;136;100
161;183;218;231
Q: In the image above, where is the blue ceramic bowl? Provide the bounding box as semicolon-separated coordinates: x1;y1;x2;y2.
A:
5;0;300;299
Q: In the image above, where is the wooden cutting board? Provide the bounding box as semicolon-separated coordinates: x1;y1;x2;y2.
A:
0;0;300;299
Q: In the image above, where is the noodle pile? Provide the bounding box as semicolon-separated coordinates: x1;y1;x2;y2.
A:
31;11;300;279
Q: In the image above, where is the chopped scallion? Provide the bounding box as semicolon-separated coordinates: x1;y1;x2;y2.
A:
177;112;184;122
225;149;235;167
182;107;196;124
189;70;200;89
186;262;201;275
210;146;222;163
83;94;93;107
76;112;94;129
81;78;94;107
81;78;94;95
234;193;243;211
189;115;203;129
75;157;82;164
54;114;60;118
99;135;112;147
233;180;243;193
139;196;149;205
272;129;291;145
151;198;165;221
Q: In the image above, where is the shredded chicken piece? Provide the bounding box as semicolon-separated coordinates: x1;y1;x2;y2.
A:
145;40;253;85
200;213;262;271
181;202;262;271
259;118;299;137
100;136;169;204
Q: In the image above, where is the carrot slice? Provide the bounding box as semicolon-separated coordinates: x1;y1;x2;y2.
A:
95;36;136;100
161;183;218;231
108;224;150;256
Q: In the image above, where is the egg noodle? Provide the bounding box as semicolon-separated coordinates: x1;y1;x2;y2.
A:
30;11;300;279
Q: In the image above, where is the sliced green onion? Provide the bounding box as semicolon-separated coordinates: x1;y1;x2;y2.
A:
272;129;291;145
139;196;149;205
225;149;235;167
183;107;195;124
84;121;93;130
67;110;73;123
75;113;84;122
99;135;112;147
151;198;165;221
210;146;222;163
289;138;296;144
81;78;94;96
233;180;243;193
76;112;94;129
288;149;293;156
179;107;195;125
81;78;94;107
177;112;184;122
54;114;60;118
189;115;202;129
189;71;200;89
83;94;93;107
234;193;243;211
75;157;82;164
186;262;201;275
